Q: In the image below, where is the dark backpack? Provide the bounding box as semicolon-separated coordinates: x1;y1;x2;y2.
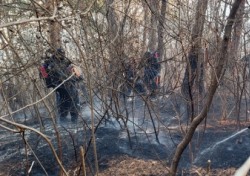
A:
154;52;161;72
40;54;76;88
147;51;161;73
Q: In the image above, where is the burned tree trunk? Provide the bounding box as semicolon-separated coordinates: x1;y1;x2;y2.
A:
157;0;167;59
47;0;62;49
181;0;208;121
148;0;159;51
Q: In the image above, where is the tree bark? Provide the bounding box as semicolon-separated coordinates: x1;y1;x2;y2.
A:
141;1;149;54
230;0;245;125
148;0;159;51
48;0;62;49
181;0;208;113
157;0;167;59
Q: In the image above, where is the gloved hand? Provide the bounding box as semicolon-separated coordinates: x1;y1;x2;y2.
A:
68;64;82;77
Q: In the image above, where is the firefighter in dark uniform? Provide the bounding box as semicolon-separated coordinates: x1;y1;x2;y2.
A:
40;48;82;122
143;51;161;98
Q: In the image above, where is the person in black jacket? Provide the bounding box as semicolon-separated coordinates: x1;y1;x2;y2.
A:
122;57;146;100
123;57;136;96
40;48;82;123
143;51;161;98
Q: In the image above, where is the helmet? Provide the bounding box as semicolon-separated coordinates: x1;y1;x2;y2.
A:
153;51;159;58
45;48;54;58
55;48;65;59
56;48;65;56
144;51;152;59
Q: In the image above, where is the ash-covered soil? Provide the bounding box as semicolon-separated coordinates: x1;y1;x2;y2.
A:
0;94;250;176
